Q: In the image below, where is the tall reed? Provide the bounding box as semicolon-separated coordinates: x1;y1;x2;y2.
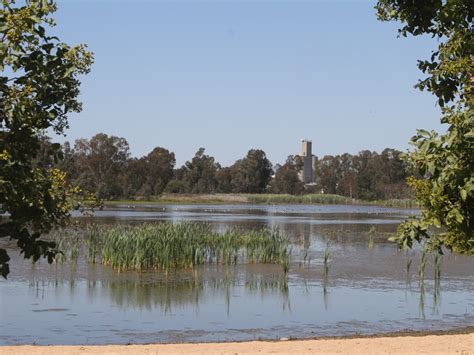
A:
406;258;413;280
418;247;427;286
49;223;291;274
85;224;102;264
246;194;354;205
434;253;442;284
367;226;376;249
323;242;330;280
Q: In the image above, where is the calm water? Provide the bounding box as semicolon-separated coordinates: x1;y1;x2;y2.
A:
1;204;473;345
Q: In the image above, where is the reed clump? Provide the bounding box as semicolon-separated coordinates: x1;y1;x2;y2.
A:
367;226;376;249
323;242;330;280
244;194;416;208
418;247;427;285
434;253;442;285
51;223;290;273
246;194;354;205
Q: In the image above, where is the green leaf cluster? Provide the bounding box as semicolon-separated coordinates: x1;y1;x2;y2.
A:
0;0;94;277
396;110;473;253
377;0;474;253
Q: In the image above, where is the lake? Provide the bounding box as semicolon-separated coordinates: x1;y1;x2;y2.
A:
1;204;473;345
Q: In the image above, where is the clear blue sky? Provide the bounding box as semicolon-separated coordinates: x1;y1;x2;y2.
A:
54;0;444;166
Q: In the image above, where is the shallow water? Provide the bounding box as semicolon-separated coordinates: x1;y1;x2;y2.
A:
1;204;473;345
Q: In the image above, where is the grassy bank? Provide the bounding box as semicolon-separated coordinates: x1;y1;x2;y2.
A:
105;193;417;208
50;223;290;273
245;193;354;205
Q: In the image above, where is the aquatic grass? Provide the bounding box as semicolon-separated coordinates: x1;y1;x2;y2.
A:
376;199;418;209
434;253;442;284
108;194;417;208
244;194;417;208
367;226;376;249
69;233;79;264
49;229;79;265
73;222;291;273
419;282;426;319
85;224;103;264
300;238;312;268
418;246;427;286
246;194;354;205
406;258;413;279
47;223;290;274
406;258;412;274
322;242;331;301
323;242;330;280
50;230;67;264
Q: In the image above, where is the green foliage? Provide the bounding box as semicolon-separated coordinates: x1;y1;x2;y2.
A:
72;133;130;199
49;223;290;273
377;0;474;253
136;147;175;197
313;149;411;200
163;179;188;194
271;155;304;195
230;149;273;193
394;110;473;253
0;0;94;277
181;148;219;194
323;242;330;280
246;193;353;205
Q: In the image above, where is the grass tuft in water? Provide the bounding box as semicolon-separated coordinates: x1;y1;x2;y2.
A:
367;226;376;249
406;258;413;280
323;242;330;280
50;223;290;274
418;246;427;286
434;253;442;285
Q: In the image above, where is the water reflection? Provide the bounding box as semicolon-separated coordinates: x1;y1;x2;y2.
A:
3;272;470;346
27;273;291;314
1;204;473;345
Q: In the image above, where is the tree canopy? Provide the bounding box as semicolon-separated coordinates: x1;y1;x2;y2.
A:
230;149;273;193
49;134;411;202
271;156;304;195
72;133;130;199
376;0;473;253
0;0;94;277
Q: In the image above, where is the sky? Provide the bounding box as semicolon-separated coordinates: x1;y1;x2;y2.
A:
53;0;444;167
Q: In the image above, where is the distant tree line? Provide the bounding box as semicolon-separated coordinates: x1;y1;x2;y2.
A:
36;133;412;201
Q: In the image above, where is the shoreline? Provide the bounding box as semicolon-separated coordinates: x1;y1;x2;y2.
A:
2;335;472;355
2;328;473;354
104;193;417;209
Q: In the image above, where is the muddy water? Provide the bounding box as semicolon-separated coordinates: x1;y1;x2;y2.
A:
1;204;473;345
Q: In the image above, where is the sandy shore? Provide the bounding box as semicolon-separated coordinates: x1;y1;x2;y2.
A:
2;332;473;355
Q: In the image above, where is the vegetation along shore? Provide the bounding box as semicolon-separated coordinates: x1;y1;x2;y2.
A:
105;193;418;208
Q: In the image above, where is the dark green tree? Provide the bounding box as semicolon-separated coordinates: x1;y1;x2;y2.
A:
314;155;340;195
354;150;383;200
216;166;233;193
271;156;304;195
139;147;175;197
73;133;130;199
0;0;94;277
182;148;219;193
121;157;147;198
231;149;273;193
